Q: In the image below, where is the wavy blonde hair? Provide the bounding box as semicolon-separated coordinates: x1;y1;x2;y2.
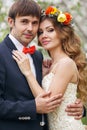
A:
38;16;87;102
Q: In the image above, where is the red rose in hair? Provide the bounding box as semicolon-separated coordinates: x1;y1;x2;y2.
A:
63;12;72;25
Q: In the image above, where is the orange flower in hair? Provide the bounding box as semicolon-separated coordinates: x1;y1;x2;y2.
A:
45;6;53;15
45;6;57;15
63;12;72;25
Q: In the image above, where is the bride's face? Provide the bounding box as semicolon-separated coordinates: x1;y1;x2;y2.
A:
38;19;61;51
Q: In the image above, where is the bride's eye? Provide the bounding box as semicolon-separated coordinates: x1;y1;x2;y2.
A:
38;30;43;36
48;28;54;32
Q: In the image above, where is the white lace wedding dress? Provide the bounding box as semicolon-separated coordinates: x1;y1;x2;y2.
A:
42;72;85;130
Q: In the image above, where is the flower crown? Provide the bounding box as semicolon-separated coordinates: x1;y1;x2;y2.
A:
41;6;72;25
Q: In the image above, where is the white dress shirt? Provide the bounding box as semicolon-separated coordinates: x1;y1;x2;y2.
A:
9;34;36;77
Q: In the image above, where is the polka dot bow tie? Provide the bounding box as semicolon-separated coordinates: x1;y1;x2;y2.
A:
22;45;36;54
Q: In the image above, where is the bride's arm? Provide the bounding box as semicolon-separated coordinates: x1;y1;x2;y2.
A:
24;71;46;97
12;50;74;97
12;50;48;97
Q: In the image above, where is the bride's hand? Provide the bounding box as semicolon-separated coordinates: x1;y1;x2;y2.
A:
12;50;31;76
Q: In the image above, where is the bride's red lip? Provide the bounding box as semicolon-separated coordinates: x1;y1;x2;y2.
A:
42;41;50;45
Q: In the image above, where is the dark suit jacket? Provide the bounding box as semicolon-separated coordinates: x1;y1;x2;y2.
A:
83;106;86;117
0;35;49;130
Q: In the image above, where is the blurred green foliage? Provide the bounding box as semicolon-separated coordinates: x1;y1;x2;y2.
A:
82;117;87;125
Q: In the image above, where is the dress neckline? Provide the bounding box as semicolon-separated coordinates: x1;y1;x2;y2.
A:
44;72;77;85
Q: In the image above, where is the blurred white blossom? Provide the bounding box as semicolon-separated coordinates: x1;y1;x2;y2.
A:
0;23;7;29
1;7;6;13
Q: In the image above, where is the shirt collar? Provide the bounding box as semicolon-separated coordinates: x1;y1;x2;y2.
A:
9;34;24;52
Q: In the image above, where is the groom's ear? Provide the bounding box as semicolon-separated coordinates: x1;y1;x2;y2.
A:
8;17;15;28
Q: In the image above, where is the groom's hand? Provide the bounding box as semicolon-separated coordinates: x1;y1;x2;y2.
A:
42;59;52;76
35;92;63;114
65;99;83;119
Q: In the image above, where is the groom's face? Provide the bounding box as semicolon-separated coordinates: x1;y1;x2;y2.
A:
8;15;39;46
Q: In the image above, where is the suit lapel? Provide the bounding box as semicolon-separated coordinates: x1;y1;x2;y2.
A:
4;35;17;52
4;35;42;85
31;54;42;85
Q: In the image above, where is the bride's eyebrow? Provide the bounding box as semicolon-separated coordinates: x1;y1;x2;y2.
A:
39;25;54;30
46;26;54;29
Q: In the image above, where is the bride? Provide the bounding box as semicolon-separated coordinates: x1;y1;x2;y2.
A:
12;6;87;130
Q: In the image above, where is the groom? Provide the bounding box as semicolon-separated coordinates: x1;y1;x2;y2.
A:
0;0;84;130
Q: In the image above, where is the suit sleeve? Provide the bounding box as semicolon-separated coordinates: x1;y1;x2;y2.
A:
83;106;86;117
